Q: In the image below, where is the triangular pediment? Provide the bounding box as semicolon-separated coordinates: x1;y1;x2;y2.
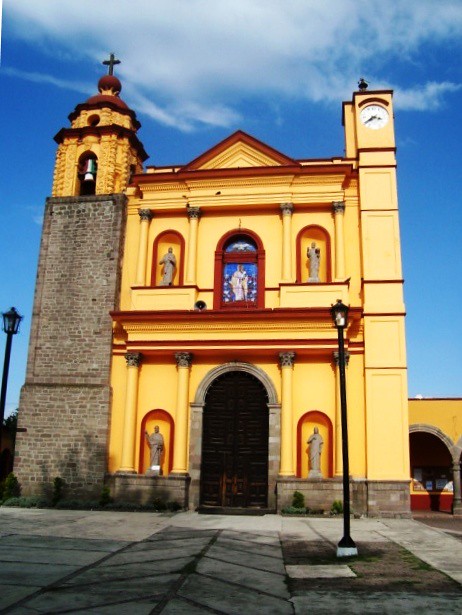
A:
182;131;299;171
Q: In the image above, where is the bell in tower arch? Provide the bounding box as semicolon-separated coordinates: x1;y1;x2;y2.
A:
78;153;98;196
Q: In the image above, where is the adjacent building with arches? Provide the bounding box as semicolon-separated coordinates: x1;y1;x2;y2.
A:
16;63;429;517
409;398;462;515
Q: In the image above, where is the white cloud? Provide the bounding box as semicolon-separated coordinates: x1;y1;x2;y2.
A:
394;82;462;111
2;67;91;94
5;0;462;129
25;205;44;226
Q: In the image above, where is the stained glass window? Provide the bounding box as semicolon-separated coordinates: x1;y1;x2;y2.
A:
222;263;258;303
225;239;257;253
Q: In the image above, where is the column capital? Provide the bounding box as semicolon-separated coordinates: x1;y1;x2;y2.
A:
333;350;350;366
332;201;345;215
125;352;142;368
280;202;294;216
175;352;193;368
138;208;153;221
279;351;296;368
187;206;201;220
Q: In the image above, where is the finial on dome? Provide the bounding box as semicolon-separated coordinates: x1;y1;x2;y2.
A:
102;53;121;76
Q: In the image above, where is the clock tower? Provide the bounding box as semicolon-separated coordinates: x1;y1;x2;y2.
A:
344;84;409;497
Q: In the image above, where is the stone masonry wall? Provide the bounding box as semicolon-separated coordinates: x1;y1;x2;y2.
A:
15;194;126;497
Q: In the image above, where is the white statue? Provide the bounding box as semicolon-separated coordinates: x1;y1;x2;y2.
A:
308;426;323;478
307;242;320;283
145;425;164;474
159;247;176;286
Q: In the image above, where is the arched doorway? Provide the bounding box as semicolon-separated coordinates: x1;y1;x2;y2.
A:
409;430;453;512
200;371;269;509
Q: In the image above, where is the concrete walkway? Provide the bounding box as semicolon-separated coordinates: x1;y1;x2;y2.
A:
0;509;460;613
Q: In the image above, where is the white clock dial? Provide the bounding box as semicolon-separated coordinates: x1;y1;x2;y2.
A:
360;104;389;130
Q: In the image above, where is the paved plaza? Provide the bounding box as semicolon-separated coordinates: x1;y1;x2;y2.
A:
0;508;460;613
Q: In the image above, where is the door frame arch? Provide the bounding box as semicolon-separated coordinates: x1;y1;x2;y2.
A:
189;362;280;510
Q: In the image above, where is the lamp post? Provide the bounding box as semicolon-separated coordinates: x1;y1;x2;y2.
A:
331;299;358;557
0;308;23;458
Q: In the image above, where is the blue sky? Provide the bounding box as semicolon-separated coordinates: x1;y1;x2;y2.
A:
1;0;462;416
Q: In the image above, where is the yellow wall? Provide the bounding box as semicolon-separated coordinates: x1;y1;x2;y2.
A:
409;398;462;446
107;89;409;490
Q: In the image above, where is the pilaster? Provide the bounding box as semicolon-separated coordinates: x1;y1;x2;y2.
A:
185;207;201;285
332;201;346;280
135;209;153;285
119;352;142;473
172;352;193;474
278;351;295;477
280;202;293;282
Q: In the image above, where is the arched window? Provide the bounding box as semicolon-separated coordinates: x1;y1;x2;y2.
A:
77;152;98;196
214;230;265;309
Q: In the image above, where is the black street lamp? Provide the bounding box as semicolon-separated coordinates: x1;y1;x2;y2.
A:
0;308;23;457
331;299;358;557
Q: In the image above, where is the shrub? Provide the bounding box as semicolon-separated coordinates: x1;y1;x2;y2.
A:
152;497;167;511
281;505;309;515
55;499;100;510
331;500;343;515
3;473;21;499
99;486;113;507
292;490;305;509
104;501;145;512
52;477;65;506
2;496;47;508
166;500;182;512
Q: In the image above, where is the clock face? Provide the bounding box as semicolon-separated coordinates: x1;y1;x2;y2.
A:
360;104;389;130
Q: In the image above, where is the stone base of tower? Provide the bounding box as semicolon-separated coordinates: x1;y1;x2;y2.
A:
276;478;411;518
14;383;112;499
105;474;191;509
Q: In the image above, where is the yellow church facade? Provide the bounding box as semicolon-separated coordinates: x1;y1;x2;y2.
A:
103;87;409;514
16;65;414;516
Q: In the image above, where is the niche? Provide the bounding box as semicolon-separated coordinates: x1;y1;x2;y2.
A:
297;410;333;478
297;225;331;283
139;409;174;476
151;231;184;286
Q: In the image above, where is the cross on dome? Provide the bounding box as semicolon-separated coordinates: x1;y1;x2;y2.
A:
102;53;121;76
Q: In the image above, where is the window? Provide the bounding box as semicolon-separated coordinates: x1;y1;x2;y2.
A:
214;230;265;309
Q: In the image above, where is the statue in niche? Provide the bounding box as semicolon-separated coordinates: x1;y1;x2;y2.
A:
145;425;164;474
307;242;321;283
159;247;176;286
307;427;323;478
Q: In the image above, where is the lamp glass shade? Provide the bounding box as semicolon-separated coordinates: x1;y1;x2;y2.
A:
2;307;22;334
331;300;349;329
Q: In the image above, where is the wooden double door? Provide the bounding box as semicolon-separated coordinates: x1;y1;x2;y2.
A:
200;371;269;509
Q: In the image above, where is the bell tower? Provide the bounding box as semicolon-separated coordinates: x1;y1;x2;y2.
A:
52;54;147;197
15;57;148;498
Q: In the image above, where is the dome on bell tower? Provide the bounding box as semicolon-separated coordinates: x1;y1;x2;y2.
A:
52;54;148;198
85;73;128;110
